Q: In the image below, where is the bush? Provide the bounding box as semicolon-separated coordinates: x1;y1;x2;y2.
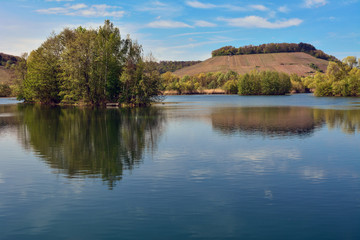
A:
223;80;238;94
238;70;291;95
314;81;333;96
238;73;261;95
0;83;12;97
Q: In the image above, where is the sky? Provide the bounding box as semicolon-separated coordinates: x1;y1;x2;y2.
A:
0;0;359;61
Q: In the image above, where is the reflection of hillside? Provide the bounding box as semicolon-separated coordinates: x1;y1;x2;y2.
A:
211;107;323;137
18;105;165;188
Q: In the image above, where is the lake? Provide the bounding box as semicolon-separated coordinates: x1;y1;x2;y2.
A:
1;94;360;240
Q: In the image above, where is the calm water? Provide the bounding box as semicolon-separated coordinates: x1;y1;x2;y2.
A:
1;94;360;240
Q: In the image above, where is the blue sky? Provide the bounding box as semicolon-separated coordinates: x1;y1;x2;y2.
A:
0;0;359;61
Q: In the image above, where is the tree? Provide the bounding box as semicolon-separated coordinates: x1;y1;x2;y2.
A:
96;20;124;102
18;20;163;106
343;56;358;69
22;35;62;103
60;27;98;104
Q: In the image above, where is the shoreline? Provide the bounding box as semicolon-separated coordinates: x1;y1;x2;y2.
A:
163;89;226;95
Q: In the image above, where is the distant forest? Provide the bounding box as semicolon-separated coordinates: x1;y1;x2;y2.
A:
212;42;338;62
154;61;202;74
0;53;18;67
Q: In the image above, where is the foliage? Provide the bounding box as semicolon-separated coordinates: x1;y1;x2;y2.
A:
290;74;307;93
223;80;238;94
238;70;291;95
0;53;18;67
309;63;323;73
342;56;358;69
0;83;11;97
211;42;338;62
17;20;162;106
22;35;62;104
301;58;360;97
162;69;291;95
238;71;261;95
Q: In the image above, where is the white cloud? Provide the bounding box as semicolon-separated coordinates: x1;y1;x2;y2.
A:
186;1;269;12
136;1;182;17
68;4;87;10
37;7;68;15
153;1;167;7
194;20;217;27
304;0;328;8
147;20;192;28
36;4;125;18
186;0;216;9
218;16;303;29
170;30;231;37
278;6;289;13
148;38;233;60
249;5;268;11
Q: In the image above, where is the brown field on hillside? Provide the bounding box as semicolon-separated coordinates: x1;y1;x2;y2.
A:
0;66;14;84
174;52;329;77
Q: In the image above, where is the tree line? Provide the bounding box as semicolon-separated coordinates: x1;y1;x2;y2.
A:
16;20;162;106
211;42;338;62
160;56;360;96
301;56;360;96
161;70;292;95
0;53;18;68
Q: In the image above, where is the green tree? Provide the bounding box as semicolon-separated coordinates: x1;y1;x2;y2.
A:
22;35;62;103
60;27;98;104
343;56;358;69
18;20;162;106
96;20;124;102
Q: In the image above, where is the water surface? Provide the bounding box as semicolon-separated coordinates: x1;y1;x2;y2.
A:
1;94;360;239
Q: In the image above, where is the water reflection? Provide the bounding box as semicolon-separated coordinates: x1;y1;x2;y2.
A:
211;107;360;136
2;102;360;188
211;107;323;137
313;108;360;134
17;105;165;188
0;105;19;134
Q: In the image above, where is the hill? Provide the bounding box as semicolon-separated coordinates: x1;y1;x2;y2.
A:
153;60;202;74
211;43;337;61
173;52;329;77
0;66;14;84
0;53;19;84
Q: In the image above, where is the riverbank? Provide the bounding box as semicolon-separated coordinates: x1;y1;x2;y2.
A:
163;89;226;95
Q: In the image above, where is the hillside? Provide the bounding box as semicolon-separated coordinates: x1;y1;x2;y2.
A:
0;66;14;84
0;53;18;84
173;52;329;77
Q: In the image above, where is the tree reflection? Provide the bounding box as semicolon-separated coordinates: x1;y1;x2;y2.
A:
211;106;360;137
18;105;165;188
211;107;323;137
313;108;360;134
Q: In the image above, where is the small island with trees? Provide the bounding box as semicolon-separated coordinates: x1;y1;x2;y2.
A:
16;20;163;106
1;21;360;103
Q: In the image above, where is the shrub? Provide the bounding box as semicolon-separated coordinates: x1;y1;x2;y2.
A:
314;81;333;96
223;80;238;94
238;73;261;95
0;83;12;97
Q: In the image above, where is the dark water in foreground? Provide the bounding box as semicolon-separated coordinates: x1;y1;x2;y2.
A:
1;94;360;240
